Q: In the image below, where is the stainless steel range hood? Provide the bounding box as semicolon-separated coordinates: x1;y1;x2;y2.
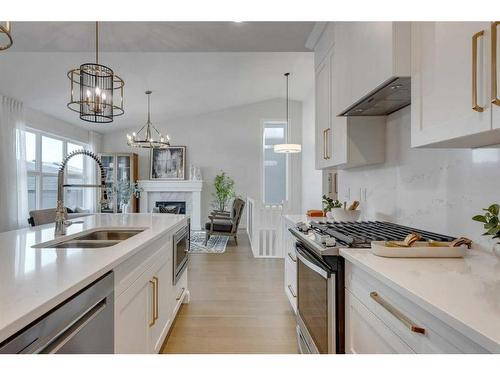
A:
339;77;411;116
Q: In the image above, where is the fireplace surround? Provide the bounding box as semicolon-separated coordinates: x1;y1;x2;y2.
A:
138;180;203;230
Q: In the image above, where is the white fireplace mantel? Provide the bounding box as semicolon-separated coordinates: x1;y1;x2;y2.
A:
138;180;203;230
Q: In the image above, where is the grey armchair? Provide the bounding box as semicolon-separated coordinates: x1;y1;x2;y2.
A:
205;198;245;245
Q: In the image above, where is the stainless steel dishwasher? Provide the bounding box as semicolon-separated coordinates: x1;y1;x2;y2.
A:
0;272;114;354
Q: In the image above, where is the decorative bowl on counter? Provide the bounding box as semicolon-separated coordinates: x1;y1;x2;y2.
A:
330;208;361;222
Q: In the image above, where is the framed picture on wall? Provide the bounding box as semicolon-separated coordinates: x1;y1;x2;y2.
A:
150;146;186;180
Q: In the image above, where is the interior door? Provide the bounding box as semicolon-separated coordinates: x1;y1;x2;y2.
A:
412;22;491;147
116;155;132;213
99;154;115;213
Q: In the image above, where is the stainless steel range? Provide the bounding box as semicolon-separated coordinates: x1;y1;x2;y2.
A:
289;220;455;354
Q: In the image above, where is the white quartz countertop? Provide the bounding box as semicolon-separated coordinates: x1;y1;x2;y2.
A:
340;248;500;353
0;213;187;343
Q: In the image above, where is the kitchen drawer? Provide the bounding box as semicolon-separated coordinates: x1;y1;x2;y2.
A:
345;289;414;354
172;268;188;316
284;252;297;314
345;262;487;353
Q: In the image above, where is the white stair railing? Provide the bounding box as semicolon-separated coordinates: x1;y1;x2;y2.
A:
246;197;285;258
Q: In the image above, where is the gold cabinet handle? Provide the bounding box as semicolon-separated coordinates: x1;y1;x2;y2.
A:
472;30;486;112
326;128;331;159
149;279;156;327
153;276;159;321
176;287;186;301
492;22;500;106
370;292;425;334
287;284;297;298
287;252;297;263
323;129;327;160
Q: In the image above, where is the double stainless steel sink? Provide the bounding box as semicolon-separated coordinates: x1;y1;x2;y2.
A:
33;229;144;249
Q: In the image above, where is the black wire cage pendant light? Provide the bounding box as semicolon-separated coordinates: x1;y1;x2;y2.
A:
127;91;171;149
0;21;13;51
67;22;124;123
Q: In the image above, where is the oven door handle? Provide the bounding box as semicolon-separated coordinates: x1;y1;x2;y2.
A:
295;245;329;279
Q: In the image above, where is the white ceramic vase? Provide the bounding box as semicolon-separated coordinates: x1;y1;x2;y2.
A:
122;203;131;213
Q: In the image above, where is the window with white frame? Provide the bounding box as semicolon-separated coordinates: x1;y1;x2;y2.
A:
263;121;288;205
19;129;89;213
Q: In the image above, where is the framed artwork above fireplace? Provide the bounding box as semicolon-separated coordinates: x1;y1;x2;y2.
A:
150;146;186;180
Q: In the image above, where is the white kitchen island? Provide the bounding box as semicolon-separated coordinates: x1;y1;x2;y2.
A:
0;213;189;353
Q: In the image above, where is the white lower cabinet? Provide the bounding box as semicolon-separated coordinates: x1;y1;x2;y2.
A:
345;289;414;354
344;261;488;354
150;256;174;353
282;217;298;313
172;268;189;318
115;264;156;354
114;226;189;353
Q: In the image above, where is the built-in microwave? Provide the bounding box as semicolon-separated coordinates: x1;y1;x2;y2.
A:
173;219;190;285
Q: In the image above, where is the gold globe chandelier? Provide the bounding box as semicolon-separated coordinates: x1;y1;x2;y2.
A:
67;22;124;123
127;91;171;149
0;21;13;51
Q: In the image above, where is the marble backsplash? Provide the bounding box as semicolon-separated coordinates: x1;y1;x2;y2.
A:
337;106;500;253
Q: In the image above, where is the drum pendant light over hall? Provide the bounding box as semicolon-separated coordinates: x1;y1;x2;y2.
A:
274;72;301;154
67;22;125;123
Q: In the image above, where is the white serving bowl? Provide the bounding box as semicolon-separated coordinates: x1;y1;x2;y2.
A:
330;208;361;222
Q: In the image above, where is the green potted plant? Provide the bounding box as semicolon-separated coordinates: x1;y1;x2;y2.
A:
322;195;342;218
472;203;500;242
212;172;235;212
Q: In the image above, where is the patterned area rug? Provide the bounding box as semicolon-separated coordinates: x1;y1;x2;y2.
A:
189;231;229;253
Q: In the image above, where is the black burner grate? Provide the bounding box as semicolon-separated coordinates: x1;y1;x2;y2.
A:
310;221;455;248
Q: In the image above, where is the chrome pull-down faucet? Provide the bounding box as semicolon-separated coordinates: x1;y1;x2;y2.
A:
54;150;108;236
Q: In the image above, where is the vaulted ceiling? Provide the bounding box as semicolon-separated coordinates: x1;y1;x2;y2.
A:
0;22;315;133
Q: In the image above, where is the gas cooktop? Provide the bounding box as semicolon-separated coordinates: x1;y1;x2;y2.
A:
290;220;456;257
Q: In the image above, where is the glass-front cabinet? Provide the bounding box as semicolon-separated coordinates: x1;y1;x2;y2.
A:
98;153;139;213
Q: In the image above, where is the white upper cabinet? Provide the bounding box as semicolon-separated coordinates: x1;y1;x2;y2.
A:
312;22;389;169
493;22;500;130
332;22;411;115
315;49;334;169
411;22;500;148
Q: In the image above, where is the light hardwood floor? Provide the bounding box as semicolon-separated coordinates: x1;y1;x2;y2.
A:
161;231;298;354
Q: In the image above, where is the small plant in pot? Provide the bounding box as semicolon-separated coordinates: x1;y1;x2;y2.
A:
322;195;342;219
472;203;500;243
212;172;235;212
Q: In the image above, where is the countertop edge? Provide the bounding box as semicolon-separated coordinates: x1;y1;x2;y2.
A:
339;249;499;353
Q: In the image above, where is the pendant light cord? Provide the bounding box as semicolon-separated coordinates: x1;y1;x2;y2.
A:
285;72;290;142
95;21;99;65
147;92;151;123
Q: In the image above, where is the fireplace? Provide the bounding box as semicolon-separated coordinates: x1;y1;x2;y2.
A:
155;201;186;215
137;180;203;230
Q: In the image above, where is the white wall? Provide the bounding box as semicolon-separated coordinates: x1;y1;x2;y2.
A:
25;107;93;145
338;106;500;252
301;89;322;212
101;99;303;226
